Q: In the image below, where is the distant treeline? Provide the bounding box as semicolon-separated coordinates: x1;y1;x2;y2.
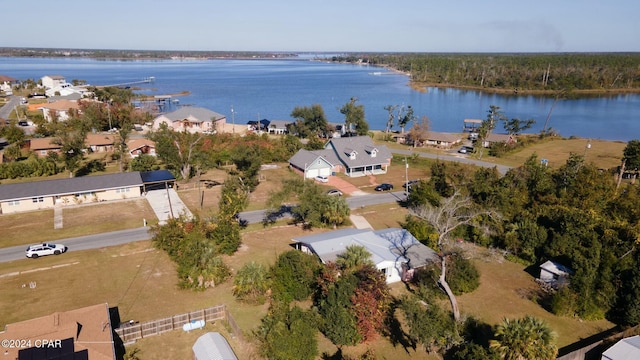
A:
332;53;640;93
0;47;298;60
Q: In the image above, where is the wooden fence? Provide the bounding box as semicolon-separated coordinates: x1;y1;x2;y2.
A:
114;304;241;343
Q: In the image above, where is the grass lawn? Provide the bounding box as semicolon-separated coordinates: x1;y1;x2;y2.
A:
0;199;157;248
495;137;626;170
456;248;615;348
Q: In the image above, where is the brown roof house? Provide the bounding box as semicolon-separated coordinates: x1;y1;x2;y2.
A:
0;303;116;360
29;137;62;157
41;99;81;122
86;134;115;153
420;131;462;148
152;107;226;134
127;138;156;158
481;133;517;148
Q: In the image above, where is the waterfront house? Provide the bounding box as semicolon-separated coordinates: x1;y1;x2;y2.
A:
41;75;67;89
266;119;291;134
292;228;439;284
415;131;462;148
152;107;226;134
0;75;18;95
482;133;517;148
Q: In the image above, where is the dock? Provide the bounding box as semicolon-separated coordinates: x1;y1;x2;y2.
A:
95;77;155;88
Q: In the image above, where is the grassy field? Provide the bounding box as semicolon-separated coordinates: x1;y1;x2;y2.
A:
0;213;616;359
0;199;157;248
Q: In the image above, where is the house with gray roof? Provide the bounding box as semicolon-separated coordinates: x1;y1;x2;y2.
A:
152;107;226;134
292;228;439;283
288;149;334;179
602;335;640;360
266;119;291;135
0;170;174;214
288;136;392;178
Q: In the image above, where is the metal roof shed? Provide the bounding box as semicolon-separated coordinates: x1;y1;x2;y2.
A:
602;335;640;360
192;332;238;360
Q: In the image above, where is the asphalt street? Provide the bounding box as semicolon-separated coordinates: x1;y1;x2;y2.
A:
0;191;409;263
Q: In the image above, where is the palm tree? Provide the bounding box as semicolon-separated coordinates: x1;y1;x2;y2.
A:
490;315;557;360
321;196;350;229
232;261;270;304
336;245;374;272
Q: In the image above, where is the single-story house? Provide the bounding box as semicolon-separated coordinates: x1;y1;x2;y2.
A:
192;332;238;360
86;133;115;152
41;99;81;122
45;83;90;98
292;228;439;283
29;137;62;156
0;170;174;214
0;303;116;360
539;260;572;288
482;133;517;148
266;120;291;135
152;107;226;134
602;335;640;360
127;138;156;158
421;131;463;148
288;136;392;178
288;149;334;179
41;75;67;89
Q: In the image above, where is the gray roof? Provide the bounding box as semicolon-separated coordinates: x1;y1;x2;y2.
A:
0;172;145;201
325;136;392;169
602;335;640;360
267;120;291;128
192;332;238;360
159;107;226;123
288;149;334;170
292;228;438;269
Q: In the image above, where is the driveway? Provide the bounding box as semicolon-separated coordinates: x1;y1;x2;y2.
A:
145;189;193;224
322;175;367;196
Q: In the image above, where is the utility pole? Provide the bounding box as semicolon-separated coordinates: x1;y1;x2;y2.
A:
231;105;235;134
404;157;409;197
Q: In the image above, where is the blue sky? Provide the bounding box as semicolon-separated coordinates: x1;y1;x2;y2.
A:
2;0;638;52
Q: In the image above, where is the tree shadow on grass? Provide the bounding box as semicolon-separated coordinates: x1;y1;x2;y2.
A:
382;299;417;354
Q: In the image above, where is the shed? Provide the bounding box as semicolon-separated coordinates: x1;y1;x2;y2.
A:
192;332;238;360
539;260;572;285
602;335;640;360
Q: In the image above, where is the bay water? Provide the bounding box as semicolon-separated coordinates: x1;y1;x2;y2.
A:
1;56;638;141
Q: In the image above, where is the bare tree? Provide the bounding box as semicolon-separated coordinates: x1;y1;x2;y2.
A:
408;116;430;148
410;190;496;321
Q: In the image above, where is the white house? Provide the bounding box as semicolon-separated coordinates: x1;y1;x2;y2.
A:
292;228;439;284
41;75;67;89
152;107;226;134
602;335;640;360
288;149;334;179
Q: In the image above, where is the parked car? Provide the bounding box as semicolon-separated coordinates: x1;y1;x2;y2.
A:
375;183;394;191
326;189;343;196
458;146;468;154
315;175;329;183
25;243;67;258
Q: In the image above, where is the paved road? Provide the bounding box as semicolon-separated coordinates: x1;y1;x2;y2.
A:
0;95;20;120
0;228;152;263
0;191;408;263
392;149;512;175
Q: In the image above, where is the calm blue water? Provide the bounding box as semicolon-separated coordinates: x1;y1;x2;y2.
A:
2;57;639;141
